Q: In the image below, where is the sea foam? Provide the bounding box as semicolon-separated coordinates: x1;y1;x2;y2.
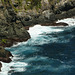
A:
0;56;28;75
56;18;75;26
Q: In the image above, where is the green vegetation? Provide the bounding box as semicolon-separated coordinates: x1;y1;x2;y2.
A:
1;0;18;12
1;0;73;12
48;0;61;5
17;0;23;6
15;0;23;8
25;0;41;10
1;0;42;12
1;39;7;44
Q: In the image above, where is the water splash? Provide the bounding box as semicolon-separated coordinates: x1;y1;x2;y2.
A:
56;18;75;26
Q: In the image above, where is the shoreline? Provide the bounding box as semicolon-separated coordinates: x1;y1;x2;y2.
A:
0;0;75;72
0;17;75;73
0;16;74;72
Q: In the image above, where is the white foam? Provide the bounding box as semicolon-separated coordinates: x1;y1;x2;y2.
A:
0;56;28;75
56;18;75;26
28;24;63;38
11;41;28;47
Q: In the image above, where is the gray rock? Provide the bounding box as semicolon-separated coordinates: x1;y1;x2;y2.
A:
41;0;50;10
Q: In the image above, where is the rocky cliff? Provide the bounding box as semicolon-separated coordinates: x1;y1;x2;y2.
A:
9;0;75;26
0;0;75;26
0;0;31;47
0;0;75;71
0;0;31;71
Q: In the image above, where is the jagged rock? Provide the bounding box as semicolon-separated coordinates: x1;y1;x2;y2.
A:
0;23;30;47
0;46;13;63
0;7;30;46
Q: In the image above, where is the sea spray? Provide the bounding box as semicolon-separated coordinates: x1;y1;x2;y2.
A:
56;18;75;26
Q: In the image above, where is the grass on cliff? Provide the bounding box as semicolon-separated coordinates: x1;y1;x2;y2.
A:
0;39;7;44
25;0;41;10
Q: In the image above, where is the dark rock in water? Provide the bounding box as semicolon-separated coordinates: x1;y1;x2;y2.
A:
24;22;68;31
8;70;15;74
41;22;68;26
0;62;2;71
0;46;13;63
54;22;68;26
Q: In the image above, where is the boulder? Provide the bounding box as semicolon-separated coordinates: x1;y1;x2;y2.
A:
0;46;13;63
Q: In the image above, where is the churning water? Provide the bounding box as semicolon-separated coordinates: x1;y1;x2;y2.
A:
0;18;75;75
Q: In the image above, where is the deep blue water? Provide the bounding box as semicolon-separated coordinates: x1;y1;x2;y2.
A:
3;18;75;75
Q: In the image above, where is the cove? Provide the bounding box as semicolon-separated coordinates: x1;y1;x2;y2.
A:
0;18;75;75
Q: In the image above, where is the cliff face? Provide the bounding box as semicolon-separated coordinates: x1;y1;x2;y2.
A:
6;0;75;26
0;0;75;26
0;0;30;47
0;0;31;71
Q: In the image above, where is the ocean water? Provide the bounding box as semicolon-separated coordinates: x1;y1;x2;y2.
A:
0;18;75;75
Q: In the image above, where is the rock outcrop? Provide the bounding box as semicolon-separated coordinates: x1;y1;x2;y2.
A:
0;1;31;71
0;21;30;46
0;2;30;47
24;22;68;30
13;0;75;26
41;22;68;26
0;46;13;63
0;0;75;27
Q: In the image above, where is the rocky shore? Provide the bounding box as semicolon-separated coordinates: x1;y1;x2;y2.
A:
0;0;75;72
0;46;13;63
15;0;75;26
0;46;13;71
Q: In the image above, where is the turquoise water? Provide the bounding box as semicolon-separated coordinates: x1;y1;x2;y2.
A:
0;18;75;75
